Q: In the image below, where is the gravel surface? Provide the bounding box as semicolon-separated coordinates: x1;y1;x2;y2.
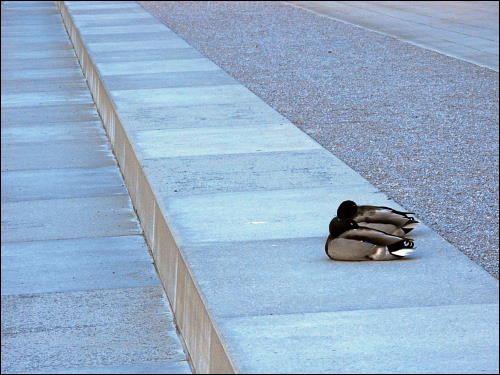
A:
139;1;499;279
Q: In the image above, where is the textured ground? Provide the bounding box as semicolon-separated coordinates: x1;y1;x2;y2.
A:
139;1;499;279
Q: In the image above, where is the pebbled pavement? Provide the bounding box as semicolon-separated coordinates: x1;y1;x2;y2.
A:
139;0;499;279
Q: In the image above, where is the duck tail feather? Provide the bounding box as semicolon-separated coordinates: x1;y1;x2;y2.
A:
387;238;415;253
402;220;419;229
378;206;415;216
390;248;415;257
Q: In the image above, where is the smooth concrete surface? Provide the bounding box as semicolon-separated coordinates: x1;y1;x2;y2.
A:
131;124;322;159
1;121;107;144
102;70;239;91
141;149;369;195
2;76;88;93
116;101;289;131
286;1;499;71
1;166;126;202
179;232;497;318
1;236;159;295
17;362;192;374
220;303;499;374
91;47;204;63
1;103;100;126
2;287;188;373
1;139;117;171
1;90;92;107
110;85;264;109
1;46;77;59
97;58;222;76
1;67;86;80
1;2;191;374
1;57;81;71
56;1;499;373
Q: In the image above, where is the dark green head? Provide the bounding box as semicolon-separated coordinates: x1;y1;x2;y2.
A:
329;217;358;237
337;200;358;219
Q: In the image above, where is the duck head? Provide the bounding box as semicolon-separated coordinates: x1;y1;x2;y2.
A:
329;217;359;237
337;200;358;219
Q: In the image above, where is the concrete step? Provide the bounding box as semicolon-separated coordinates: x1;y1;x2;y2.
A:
56;1;499;373
1;2;191;373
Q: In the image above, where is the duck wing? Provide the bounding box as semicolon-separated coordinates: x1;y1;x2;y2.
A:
339;226;409;246
355;205;418;227
358;222;406;237
368;205;414;215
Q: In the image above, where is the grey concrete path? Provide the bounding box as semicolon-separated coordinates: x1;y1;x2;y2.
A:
1;2;191;374
141;0;499;281
286;1;499;71
55;1;499;373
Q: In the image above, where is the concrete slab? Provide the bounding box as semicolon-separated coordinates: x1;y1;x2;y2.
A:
220;304;499;374
1;103;99;126
0;8;59;16
1;47;76;59
142;149;368;196
70;12;152;22
1;28;68;38
1;40;74;51
1;57;80;71
97;58;222;76
1;235;159;295
1;15;63;25
111;85;267;110
1;90;93;108
71;16;160;28
69;7;147;16
2;1;56;7
1;195;141;242
84;31;179;44
80;24;170;35
181;233;498;319
91;47;203;63
65;2;141;11
87;39;192;52
131;124;322;159
65;1;133;4
1;67;85;80
1;122;106;144
2;34;72;43
1;77;87;93
163;185;391;244
1;139;116;171
18;361;192;374
1;286;187;373
102;70;238;91
116;101;289;131
1;166;126;202
65;1;133;3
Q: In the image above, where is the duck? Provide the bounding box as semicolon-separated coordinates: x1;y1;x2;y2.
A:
331;200;419;235
325;217;415;261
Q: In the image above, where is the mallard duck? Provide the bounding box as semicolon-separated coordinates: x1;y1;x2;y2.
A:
332;200;419;235
325;217;415;261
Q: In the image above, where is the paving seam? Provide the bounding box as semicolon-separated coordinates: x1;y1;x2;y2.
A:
55;2;499;373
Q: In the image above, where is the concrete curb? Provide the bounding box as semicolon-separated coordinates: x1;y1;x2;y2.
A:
56;2;236;373
55;1;498;373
